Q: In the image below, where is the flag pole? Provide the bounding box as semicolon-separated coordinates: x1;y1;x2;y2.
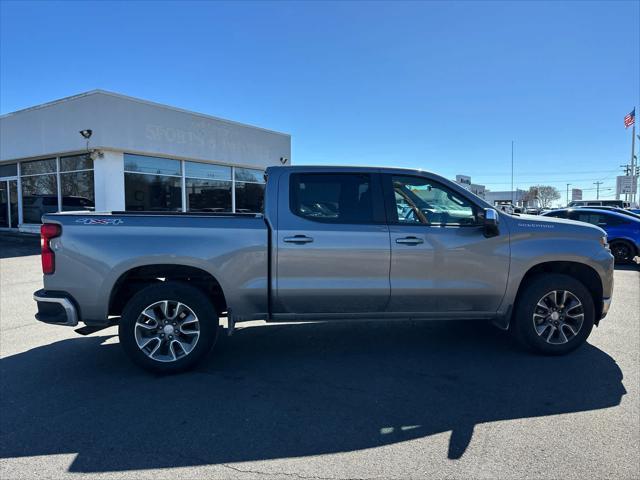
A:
631;114;636;205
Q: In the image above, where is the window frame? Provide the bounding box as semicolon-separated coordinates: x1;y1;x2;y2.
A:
288;172;386;225
382;173;484;227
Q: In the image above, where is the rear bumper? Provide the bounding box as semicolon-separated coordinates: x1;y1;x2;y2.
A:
33;289;79;327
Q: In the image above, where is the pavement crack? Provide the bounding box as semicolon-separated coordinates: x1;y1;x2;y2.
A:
220;463;384;480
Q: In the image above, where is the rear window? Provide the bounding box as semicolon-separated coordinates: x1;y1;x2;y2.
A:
290;173;373;224
545;211;569;219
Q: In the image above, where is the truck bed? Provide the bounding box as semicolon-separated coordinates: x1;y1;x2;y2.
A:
41;211;269;324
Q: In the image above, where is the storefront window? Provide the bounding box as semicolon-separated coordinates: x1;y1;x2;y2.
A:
124;154;182;211
235;167;265;213
185;161;231;181
60;154;95;211
0;163;18;177
125;173;182;211
125;154;181;176
186;179;232;212
184;161;232;212
20;158;58;224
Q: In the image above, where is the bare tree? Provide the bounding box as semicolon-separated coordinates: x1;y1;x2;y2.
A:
531;185;561;208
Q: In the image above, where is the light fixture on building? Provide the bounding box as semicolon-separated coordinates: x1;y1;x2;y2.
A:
280;157;288;165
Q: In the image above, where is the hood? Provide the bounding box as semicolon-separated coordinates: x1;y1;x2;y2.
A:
506;213;606;238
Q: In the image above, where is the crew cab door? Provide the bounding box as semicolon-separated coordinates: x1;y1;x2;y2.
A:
382;174;510;315
274;170;390;315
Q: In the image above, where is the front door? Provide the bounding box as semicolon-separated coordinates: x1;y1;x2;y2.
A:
0;180;19;229
274;171;390;315
0;182;7;228
383;174;510;315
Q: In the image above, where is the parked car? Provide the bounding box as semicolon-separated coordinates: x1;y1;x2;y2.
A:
568;200;630;208
542;208;640;264
573;205;640;220
22;195;94;223
34;166;614;373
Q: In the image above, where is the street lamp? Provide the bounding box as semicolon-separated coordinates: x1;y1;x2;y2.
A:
566;184;571;207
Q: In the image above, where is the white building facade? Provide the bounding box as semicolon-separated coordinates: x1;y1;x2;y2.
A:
0;90;291;233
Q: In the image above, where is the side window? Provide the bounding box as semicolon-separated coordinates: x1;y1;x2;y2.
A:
290;173;374;224
572;212;608;226
390;175;478;226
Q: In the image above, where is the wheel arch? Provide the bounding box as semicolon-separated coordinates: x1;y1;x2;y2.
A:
508;261;604;329
108;264;228;317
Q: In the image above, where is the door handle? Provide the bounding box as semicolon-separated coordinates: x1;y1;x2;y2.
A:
396;236;424;245
283;235;314;244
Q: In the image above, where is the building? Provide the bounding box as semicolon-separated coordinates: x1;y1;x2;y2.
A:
483;189;529;208
0;90;291;233
454;175;486;198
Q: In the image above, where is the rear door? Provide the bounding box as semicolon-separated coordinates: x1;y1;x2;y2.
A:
382;174;510;315
274;170;390;315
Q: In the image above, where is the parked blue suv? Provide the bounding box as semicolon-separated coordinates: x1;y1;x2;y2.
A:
542;208;640;264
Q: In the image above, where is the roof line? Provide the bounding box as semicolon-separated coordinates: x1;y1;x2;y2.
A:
0;89;291;137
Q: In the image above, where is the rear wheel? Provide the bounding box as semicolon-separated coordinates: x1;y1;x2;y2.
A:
119;282;219;373
610;240;635;264
513;274;594;355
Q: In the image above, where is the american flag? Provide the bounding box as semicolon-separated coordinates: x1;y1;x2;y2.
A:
624;108;635;128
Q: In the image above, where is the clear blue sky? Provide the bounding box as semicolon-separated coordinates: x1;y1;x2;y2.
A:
1;1;638;205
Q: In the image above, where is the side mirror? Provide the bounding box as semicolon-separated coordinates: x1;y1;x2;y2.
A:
483;208;500;237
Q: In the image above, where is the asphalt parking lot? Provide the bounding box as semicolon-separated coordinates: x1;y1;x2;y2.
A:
0;233;639;480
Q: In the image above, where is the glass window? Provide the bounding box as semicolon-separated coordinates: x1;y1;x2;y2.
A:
60;154;93;172
390;175;478;226
571;212;606;226
21;174;58;223
290;173;373;223
235;182;265;213
124;154;181;176
20;158;56;175
61;170;95;211
185;179;232;212
0;183;6;227
185;162;231;181
572;212;629;227
124;173;182;211
235;168;265;183
0;163;17;177
545;210;568;219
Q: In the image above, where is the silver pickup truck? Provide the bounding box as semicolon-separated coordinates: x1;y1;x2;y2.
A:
34;166;614;372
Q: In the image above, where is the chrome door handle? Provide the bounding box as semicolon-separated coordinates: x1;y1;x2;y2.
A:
396;236;424;245
283;235;314;244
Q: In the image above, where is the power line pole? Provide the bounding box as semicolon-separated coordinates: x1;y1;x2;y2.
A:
594;181;603;200
566;183;571;207
511;140;514;205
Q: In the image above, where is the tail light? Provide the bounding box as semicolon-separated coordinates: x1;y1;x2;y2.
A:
41;223;61;275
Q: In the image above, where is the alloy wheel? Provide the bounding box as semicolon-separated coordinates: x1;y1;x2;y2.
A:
134;300;200;362
611;243;632;263
532;290;584;345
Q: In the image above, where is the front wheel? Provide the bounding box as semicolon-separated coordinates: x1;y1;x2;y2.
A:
119;282;219;373
513;273;595;355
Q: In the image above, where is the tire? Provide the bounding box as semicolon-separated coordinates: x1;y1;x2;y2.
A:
119;282;219;373
610;240;635;264
512;273;594;355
